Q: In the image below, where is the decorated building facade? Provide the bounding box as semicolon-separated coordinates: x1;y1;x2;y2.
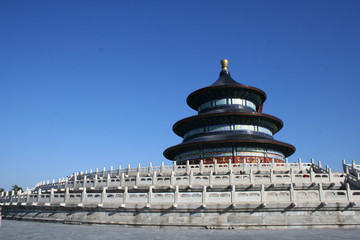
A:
164;59;295;164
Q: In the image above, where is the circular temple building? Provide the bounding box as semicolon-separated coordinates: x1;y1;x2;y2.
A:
164;59;295;165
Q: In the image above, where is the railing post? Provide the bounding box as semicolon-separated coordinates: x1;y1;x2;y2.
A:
49;188;54;203
110;166;113;176
290;183;294;202
214;159;218;174
174;185;179;207
285;158;289;170
260;184;265;202
120;172;125;187
106;173;110;187
137;163;141;173
318;183;323;201
64;188;69;203
81;187;87;203
345;165;349;174
231;185;236;205
160;162;165;175
346;183;352;201
148;186;153;206
310;167;314;182
200;159;204;174
298;158;302;170
149;162;153;175
186;161;190;175
342;159;346;172
37;189;41;203
118;165;122;176
57;178;61;189
250;169;254;184
83;175;87;188
73;174;77;188
135;172;140;187
94;173;98;188
152;171;157;185
229;170;234;185
101;187;107;203
189;170;193;187
328;168;333;182
123;187;128;204
209;170;214;186
170;171;175;187
202;185;207;207
26;188;30;203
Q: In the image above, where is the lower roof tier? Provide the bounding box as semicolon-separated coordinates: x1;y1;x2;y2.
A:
163;139;296;160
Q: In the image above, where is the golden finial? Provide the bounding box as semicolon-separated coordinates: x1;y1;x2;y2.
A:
221;59;229;71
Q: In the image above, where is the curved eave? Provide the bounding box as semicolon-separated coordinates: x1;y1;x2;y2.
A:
163;140;296;160
173;112;283;137
186;85;267;111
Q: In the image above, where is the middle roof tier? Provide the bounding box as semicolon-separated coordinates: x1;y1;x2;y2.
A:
173;112;284;139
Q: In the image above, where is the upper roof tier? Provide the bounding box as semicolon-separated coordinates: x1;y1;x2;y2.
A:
186;59;267;112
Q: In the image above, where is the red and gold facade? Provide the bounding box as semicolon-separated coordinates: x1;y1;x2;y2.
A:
164;59;295;165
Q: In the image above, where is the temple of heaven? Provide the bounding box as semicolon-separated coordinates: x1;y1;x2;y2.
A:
164;59;295;165
2;59;360;230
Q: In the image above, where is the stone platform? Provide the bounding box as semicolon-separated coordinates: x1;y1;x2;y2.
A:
1;159;360;229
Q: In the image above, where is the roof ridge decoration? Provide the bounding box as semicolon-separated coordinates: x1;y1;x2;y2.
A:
220;59;229;76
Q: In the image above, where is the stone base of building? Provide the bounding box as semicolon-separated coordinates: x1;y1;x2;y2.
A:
2;203;360;229
2;160;360;229
185;157;284;165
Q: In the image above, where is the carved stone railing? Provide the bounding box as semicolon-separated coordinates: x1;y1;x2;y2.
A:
27;169;345;193
0;160;352;208
30;159;327;190
1;183;358;208
34;158;315;186
343;160;360;188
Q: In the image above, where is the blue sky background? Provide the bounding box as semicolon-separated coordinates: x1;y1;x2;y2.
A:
1;1;359;191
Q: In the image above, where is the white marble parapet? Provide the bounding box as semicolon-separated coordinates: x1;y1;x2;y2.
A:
0;160;357;209
343;160;360;188
1;186;360;208
343;160;360;177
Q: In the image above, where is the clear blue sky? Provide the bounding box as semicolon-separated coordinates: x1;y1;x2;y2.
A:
1;1;359;191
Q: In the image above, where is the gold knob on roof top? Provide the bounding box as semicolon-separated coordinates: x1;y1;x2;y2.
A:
221;59;229;70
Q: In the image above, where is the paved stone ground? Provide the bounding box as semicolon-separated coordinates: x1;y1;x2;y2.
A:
1;220;360;240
